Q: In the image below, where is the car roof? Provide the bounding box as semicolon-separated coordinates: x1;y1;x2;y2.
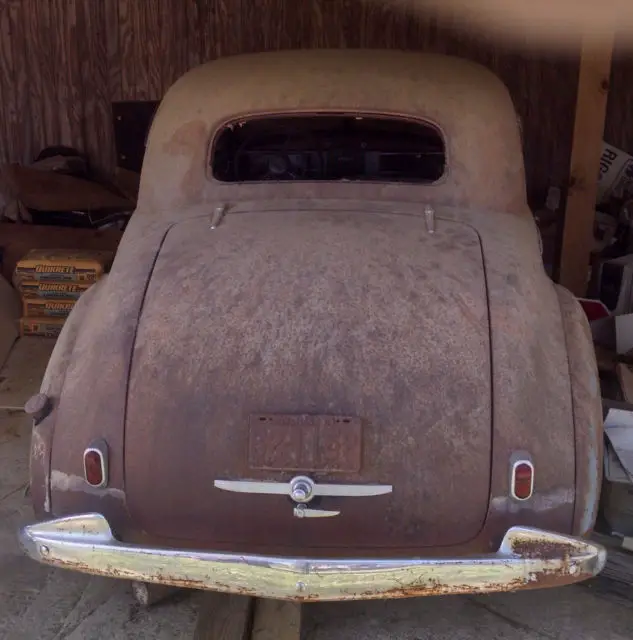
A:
139;49;527;215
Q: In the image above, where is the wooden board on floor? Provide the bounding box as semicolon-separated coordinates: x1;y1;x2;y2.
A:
589;532;633;601
193;595;302;640
252;599;302;640
194;593;254;640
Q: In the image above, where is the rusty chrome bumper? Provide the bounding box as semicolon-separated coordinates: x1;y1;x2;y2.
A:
19;513;606;601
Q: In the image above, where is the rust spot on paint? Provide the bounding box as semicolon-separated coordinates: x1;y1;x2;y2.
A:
163;120;208;157
511;539;574;560
162;120;210;206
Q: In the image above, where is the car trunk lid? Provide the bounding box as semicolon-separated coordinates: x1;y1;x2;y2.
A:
125;208;491;551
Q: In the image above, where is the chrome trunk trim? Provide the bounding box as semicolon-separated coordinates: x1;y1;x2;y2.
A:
19;513;606;601
214;475;393;502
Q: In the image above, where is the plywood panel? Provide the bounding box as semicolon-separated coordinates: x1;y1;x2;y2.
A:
55;0;83;151
31;0;60;150
104;0;122;101
145;0;163;99
132;1;151;100
10;1;32;164
118;0;136;100
185;0;203;69
162;0;190;90
198;0;213;62
79;0;117;174
0;2;17;161
212;0;245;57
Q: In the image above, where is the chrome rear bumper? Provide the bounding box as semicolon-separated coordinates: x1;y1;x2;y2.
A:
19;514;606;601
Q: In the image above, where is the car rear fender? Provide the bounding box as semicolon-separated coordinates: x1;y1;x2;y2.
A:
30;276;109;518
45;216;173;536
554;285;603;536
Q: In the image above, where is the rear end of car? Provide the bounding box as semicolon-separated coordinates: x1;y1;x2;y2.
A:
19;49;606;600
19;203;606;600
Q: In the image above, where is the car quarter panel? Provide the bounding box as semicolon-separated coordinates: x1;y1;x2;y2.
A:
467;208;577;539
30;278;108;519
554;286;603;536
47;213;174;534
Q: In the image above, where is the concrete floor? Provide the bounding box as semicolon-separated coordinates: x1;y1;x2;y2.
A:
1;338;633;639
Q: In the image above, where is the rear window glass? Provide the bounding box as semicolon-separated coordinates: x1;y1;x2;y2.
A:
212;114;445;183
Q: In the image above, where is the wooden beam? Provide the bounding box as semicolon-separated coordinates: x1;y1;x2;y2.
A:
252;599;302;640
194;593;254;640
559;34;614;296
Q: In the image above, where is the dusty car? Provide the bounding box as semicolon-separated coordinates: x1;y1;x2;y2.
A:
19;49;606;601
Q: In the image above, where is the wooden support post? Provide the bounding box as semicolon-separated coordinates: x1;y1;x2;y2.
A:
252;599;302;640
193;595;302;640
559;34;614;296
194;593;255;640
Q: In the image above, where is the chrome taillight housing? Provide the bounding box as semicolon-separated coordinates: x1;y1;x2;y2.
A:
83;439;108;488
511;459;534;501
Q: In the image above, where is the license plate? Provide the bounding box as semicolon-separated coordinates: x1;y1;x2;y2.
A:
248;413;362;472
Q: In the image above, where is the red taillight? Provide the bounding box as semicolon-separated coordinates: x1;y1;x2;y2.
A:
511;461;534;500
83;447;107;487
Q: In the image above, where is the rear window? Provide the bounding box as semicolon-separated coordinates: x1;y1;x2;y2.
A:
212;114;445;183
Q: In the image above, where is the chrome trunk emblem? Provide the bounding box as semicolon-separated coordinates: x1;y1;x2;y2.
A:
293;504;341;519
214;475;392;519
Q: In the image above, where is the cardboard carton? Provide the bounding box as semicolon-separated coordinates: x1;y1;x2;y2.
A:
22;298;76;318
14;248;113;283
19;280;92;300
19;317;65;338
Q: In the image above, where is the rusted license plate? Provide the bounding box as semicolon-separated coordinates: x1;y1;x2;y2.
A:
248;413;362;472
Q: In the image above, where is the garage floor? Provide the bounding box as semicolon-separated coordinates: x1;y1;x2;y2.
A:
2;338;633;639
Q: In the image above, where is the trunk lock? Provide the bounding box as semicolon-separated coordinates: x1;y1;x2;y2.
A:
289;476;314;503
289;477;341;518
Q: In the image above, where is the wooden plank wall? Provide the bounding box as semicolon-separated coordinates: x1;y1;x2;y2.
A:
0;0;585;203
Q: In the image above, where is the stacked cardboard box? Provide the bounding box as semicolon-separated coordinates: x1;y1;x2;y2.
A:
14;249;114;337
